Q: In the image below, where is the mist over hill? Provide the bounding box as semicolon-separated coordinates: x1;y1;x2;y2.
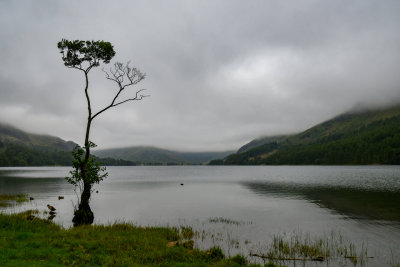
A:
2;103;400;166
0;123;76;151
93;146;233;165
212;104;400;165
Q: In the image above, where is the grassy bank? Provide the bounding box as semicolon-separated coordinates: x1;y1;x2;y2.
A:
0;211;275;267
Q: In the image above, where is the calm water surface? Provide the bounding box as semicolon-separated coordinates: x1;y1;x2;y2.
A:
1;166;399;266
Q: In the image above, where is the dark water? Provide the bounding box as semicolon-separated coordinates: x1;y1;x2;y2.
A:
1;166;399;266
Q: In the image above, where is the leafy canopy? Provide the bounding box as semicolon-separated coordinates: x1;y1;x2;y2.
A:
57;39;115;68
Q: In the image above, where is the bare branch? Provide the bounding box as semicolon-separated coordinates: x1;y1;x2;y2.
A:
113;89;149;107
92;61;147;121
67;65;85;72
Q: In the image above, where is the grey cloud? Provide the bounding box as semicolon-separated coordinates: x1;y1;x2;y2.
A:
0;0;399;151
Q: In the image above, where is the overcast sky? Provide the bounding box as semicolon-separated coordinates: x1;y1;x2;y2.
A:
0;0;399;151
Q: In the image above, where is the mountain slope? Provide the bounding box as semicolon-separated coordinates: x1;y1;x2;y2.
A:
0;123;76;151
237;135;289;153
0;123;76;166
93;146;233;165
218;104;400;165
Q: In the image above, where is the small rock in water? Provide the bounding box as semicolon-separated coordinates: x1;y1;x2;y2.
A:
180;183;184;186
29;197;34;200
58;196;64;200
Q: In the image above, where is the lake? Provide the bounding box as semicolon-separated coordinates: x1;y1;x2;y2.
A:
1;165;399;266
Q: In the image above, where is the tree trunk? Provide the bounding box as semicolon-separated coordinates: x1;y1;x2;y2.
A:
72;71;94;227
72;181;94;226
72;122;94;226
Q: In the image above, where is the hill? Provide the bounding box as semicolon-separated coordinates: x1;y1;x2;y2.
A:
0;123;76;151
237;135;288;153
93;146;233;165
0;123;232;166
0;123;76;166
214;104;400;165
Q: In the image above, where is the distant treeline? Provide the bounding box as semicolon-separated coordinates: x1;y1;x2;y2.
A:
99;157;190;166
0;141;193;167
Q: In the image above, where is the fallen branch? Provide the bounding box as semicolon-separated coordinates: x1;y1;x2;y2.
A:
249;253;325;262
250;253;374;262
344;256;374;259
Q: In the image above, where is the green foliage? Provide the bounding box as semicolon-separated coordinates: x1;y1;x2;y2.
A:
57;39;115;68
66;142;108;188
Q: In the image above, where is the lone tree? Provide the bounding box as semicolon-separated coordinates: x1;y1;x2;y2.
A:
58;39;147;226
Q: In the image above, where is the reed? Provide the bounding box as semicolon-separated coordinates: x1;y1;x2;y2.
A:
251;231;372;266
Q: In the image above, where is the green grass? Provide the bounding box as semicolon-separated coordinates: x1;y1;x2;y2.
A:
0;194;29;207
0;212;274;267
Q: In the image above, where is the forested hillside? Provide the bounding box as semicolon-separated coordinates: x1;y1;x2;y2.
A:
0;123;76;166
214;105;400;165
